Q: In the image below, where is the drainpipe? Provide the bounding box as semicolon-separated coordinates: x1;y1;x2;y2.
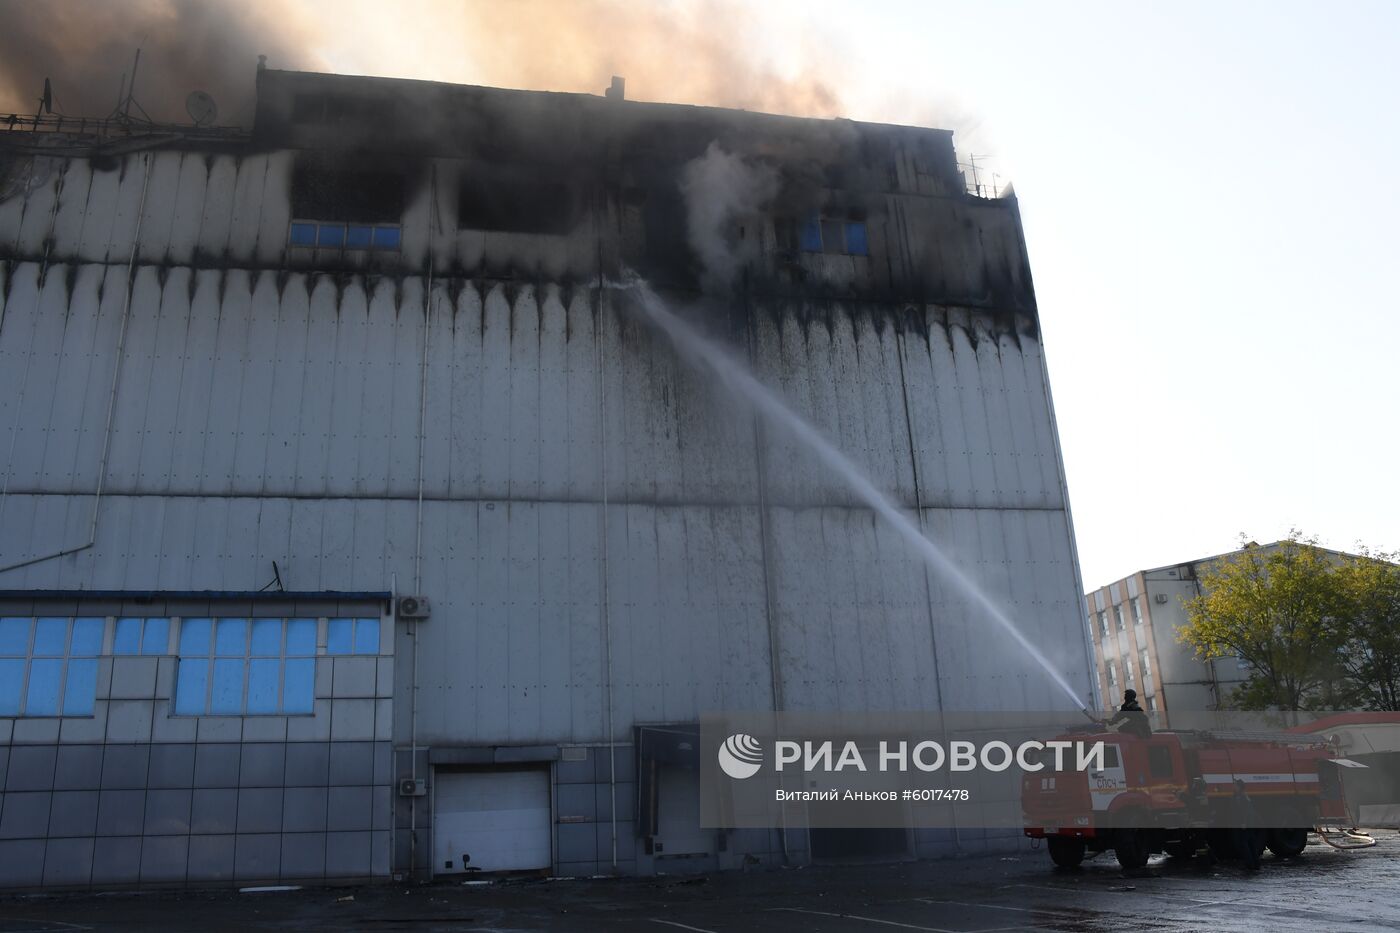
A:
594;198;618;871
408;166;439;880
0;152;153;576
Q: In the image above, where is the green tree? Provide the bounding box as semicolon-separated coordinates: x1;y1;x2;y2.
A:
1180;534;1345;711
1334;549;1400;711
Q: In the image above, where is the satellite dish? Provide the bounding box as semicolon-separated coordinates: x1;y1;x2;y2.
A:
185;90;217;126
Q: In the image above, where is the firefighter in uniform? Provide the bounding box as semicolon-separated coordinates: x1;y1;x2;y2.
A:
1232;779;1262;870
1105;689;1151;739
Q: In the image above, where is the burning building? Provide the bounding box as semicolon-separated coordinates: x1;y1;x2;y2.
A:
0;67;1093;888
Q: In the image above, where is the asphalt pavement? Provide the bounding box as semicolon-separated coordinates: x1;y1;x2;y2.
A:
2;831;1397;932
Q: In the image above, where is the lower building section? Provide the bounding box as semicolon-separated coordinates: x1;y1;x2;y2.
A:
0;595;396;890
388;734;1031;882
0;739;393;887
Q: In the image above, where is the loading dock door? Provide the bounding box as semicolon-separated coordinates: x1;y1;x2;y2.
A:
434;769;551;873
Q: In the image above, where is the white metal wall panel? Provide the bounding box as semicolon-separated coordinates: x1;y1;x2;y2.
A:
13;160;60;256
134;152;183;263
252;151;293;268
0;135;1093;751
50;159;93;255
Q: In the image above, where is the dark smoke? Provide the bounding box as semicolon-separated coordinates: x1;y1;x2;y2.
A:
453;0;846;118
0;0;320;125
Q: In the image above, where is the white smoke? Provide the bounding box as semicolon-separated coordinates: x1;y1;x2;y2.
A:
678;141;778;293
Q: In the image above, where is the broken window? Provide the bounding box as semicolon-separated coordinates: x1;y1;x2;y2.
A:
458;172;579;235
288;163;404;251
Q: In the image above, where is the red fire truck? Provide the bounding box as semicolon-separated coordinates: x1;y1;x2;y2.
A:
1022;727;1353;869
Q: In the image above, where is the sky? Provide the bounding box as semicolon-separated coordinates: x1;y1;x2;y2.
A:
2;0;1395;590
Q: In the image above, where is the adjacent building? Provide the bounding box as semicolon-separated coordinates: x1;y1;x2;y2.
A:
0;66;1091;889
1084;541;1351;719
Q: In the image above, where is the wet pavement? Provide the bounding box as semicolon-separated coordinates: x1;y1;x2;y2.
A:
2;832;1397;932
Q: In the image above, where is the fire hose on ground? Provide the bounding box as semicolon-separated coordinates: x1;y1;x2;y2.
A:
1312;827;1378;850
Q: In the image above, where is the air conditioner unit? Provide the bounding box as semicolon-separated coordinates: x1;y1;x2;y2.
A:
397;596;431;620
399;778;426;797
1154;594;1169;604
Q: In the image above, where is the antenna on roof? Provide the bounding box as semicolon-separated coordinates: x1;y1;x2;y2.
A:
112;46;154;122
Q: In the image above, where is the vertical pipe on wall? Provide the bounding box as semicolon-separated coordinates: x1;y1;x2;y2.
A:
0;152;153;576
594;209;618;870
408;165;439;878
744;293;788;864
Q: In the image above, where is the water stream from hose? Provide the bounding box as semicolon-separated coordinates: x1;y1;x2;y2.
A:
614;276;1088;710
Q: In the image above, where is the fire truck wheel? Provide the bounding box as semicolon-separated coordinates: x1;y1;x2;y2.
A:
1114;824;1150;870
1266;828;1309;858
1047;836;1086;868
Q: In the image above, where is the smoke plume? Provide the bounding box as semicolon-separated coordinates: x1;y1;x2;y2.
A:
0;0;847;125
0;0;321;125
679;142;778;293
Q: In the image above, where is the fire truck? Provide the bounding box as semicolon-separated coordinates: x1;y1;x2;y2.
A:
1022;726;1354;869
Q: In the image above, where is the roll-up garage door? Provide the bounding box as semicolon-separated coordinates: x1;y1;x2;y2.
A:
433;768;551;873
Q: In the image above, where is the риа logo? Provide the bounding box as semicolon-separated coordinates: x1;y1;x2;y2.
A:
718;734;764;779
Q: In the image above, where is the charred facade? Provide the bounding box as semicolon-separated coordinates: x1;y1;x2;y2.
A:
0;69;1091;888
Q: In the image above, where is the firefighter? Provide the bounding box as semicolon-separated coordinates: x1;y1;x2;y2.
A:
1232;779;1262;870
1105;689;1151;739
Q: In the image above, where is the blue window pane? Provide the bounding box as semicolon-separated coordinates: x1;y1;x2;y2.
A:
282;658;314;713
327;618;354;655
372;226;401;249
114;617;143;654
799;218;823;252
285;619;316;656
0;617;29;655
214;619;247;657
175;658;209;715
142;618;170;655
26;658;62;715
346;225;373;248
33;618;67;656
317;223;345;247
180;618;212;656
251;619;282;657
63;658;98;715
289;222;317;246
70;617;104;656
353;618;380;655
844;222;868;256
210;659;244;714
0;659;23;714
247;659;280;714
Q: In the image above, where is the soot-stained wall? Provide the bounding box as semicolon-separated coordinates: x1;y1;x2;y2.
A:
1;69;1090;881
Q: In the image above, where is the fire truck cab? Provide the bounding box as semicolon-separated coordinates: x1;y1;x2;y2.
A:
1022;728;1350;869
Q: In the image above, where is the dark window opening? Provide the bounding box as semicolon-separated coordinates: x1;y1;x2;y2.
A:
291;164;404;224
458;173;579;235
292;93;393;126
289;163;404;251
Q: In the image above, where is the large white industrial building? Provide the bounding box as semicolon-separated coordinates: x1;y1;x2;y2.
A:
0;67;1092;888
